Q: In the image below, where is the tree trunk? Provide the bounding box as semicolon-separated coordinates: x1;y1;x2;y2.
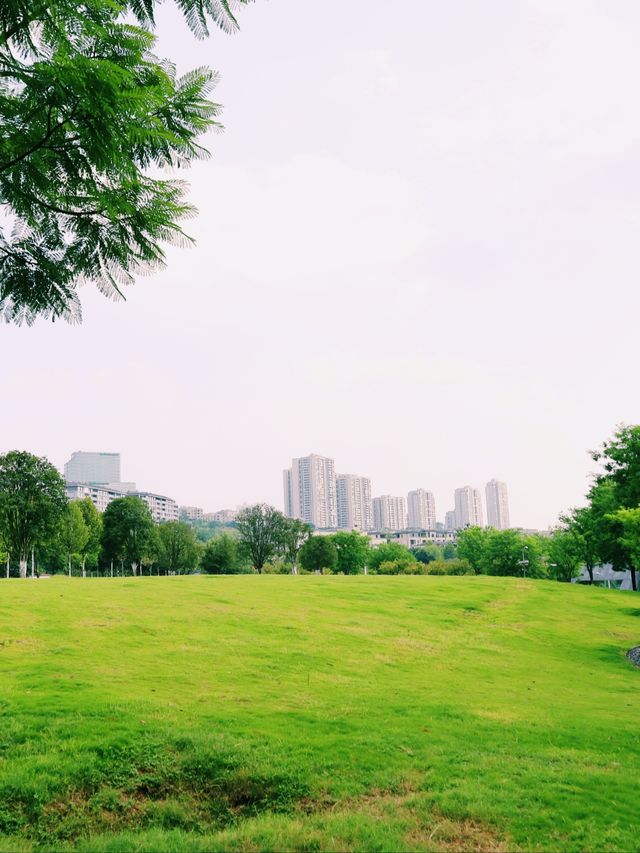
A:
82;556;87;578
19;556;27;578
110;560;114;578
68;555;72;577
131;562;137;577
31;549;35;578
631;567;637;592
6;553;9;579
586;563;594;584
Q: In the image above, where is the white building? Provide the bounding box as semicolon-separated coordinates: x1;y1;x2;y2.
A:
372;495;407;532
66;482;178;522
407;489;436;530
444;510;456;531
283;453;337;529
205;509;238;524
336;474;372;531
454;486;484;528
485;479;510;529
131;491;178;523
65;482;127;513
180;505;203;521
64;451;120;484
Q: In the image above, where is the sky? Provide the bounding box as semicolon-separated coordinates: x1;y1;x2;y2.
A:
2;0;639;528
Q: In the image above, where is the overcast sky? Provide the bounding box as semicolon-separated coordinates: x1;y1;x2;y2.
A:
2;0;639;528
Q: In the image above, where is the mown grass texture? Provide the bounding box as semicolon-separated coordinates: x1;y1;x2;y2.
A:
0;575;638;851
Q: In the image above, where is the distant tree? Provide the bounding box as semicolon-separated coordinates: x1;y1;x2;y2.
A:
609;508;640;592
157;521;199;574
235;504;286;574
425;558;473;576
279;517;312;574
368;541;416;573
101;496;155;576
77;498;102;577
332;531;370;575
482;529;547;578
0;451;67;577
376;558;424;575
547;528;583;582
411;544;441;565
298;535;338;574
442;542;457;560
562;505;600;585
201;532;244;574
456;527;491;575
58;502;89;577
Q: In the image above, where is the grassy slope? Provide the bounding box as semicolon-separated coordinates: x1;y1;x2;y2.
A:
0;576;638;852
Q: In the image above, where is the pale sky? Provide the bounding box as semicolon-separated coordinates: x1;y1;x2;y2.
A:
2;0;639;529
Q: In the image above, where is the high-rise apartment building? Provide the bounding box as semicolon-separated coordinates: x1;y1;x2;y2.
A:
283;453;337;529
336;474;373;531
407;489;436;530
454;485;484;528
64;451;120;484
444;510;456;531
372;495;407;532
485;479;510;529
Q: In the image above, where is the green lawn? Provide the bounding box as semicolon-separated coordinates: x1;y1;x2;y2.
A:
0;576;638;852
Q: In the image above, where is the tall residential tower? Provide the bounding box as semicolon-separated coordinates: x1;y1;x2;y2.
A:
64;451;120;484
372;495;407;532
485;479;510;529
283;453;337;529
407;488;436;530
454;485;484;528
336;474;372;531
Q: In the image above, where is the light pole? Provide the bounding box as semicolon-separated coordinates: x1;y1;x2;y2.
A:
519;544;529;578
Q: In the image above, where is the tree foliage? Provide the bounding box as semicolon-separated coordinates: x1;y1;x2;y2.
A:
156;520;199;573
0;450;67;576
58;501;89;576
77;497;103;575
235;504;285;573
279;517;312;573
0;0;252;323
368;541;416;573
101;496;155;575
332;530;370;575
298;535;338;574
201;531;245;574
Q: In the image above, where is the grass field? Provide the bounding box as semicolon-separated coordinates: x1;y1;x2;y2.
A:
0;576;638;852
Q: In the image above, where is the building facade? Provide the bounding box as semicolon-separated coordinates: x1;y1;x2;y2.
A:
372;495;407;532
444;509;456;531
131;491;179;523
66;482;177;522
454;485;484;528
64;451;120;484
179;505;204;521
336;473;373;531
283;453;337;529
65;482;127;513
205;509;238;524
407;488;436;530
485;479;510;529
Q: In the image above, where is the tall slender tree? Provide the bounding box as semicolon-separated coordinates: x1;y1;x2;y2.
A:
77;497;102;577
59;502;89;577
0;451;67;577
